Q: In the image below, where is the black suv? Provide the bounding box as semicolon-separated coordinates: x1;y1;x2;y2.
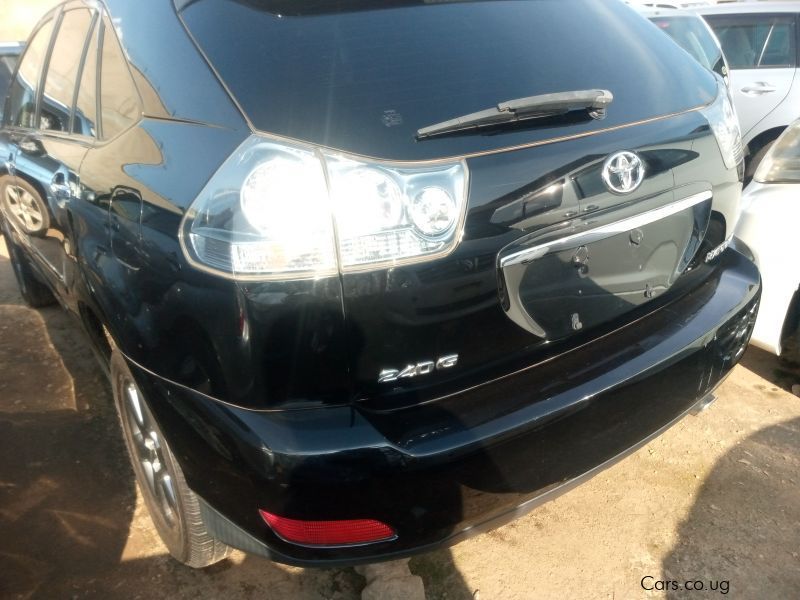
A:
0;0;760;567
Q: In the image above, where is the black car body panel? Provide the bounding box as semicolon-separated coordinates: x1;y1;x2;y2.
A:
127;247;759;565
0;0;759;565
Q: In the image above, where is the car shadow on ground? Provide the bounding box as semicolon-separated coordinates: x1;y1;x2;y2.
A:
0;251;140;598
0;250;474;599
663;346;800;599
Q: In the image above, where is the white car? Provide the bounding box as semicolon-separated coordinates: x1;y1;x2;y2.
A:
736;119;800;356
697;3;800;177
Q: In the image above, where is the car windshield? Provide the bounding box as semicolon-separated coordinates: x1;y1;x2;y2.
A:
649;15;723;73
755;121;800;184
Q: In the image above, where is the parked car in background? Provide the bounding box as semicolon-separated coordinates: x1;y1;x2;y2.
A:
736;119;800;356
0;0;759;568
637;7;730;85
697;2;800;177
640;2;714;9
0;42;24;121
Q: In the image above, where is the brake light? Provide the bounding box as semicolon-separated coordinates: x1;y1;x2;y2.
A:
179;135;468;280
259;510;396;546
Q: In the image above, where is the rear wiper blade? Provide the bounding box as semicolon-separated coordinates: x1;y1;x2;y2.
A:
416;89;613;140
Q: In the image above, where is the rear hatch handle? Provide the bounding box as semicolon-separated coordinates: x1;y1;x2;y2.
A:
416;89;614;139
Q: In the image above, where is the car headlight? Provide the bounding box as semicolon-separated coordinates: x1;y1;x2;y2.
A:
754;121;800;184
180;136;468;280
702;82;743;170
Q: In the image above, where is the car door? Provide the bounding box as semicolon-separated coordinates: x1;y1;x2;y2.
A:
704;13;797;142
79;12;144;273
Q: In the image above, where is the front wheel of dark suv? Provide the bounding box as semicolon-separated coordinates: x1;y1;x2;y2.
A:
111;351;231;568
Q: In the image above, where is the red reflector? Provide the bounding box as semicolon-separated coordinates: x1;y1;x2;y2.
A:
259;510;396;546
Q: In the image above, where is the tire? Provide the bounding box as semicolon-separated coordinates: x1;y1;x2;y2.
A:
778;290;800;366
110;351;231;568
0;177;50;237
2;224;56;308
745;140;775;182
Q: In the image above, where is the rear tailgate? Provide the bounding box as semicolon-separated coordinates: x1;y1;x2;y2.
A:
343;111;732;408
179;0;733;408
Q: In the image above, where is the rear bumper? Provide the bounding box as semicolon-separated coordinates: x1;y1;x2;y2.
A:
127;246;760;567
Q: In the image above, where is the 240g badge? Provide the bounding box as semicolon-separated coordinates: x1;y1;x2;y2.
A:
378;354;459;383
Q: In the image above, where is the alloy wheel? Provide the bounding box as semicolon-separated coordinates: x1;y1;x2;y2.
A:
121;379;180;532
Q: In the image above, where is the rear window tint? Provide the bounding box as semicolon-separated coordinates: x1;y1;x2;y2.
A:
180;0;717;160
40;8;93;133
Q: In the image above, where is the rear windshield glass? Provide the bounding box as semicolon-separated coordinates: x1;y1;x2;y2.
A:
180;0;717;160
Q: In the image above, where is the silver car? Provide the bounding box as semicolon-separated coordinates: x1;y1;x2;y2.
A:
736;119;800;356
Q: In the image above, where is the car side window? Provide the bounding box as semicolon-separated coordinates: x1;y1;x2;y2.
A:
99;16;140;140
0;52;21;118
73;17;99;137
40;8;94;133
4;19;54;128
707;15;797;70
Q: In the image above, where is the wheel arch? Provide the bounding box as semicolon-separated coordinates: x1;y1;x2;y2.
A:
779;286;800;353
13;170;51;209
747;126;785;158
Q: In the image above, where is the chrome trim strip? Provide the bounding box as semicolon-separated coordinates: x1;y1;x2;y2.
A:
500;190;713;269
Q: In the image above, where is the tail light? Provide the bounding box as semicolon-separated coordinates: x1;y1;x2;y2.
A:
702;80;743;170
180;135;468;280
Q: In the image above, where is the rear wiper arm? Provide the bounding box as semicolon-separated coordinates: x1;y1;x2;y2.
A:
416;89;613;140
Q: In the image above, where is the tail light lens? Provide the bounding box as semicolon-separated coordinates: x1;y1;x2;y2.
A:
181;138;337;279
702;80;743;170
259;510;397;546
180;135;468;280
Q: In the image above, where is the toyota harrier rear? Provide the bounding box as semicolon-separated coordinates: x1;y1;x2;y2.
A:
0;0;759;567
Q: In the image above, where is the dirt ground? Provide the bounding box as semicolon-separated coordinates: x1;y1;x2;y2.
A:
1;235;799;600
